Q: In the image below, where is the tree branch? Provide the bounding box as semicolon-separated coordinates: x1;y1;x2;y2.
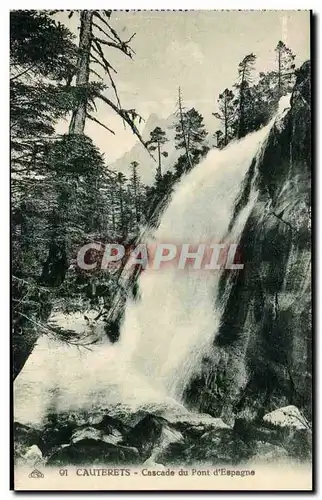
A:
92;11;117;41
91;16;135;57
10;63;37;81
86;113;115;134
97;93;153;158
93;40;122;112
18;312;95;350
90;53;108;73
93;37;133;58
90;67;103;80
92;41;117;73
92;21;116;43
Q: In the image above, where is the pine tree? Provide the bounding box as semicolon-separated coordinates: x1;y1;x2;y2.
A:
249;72;279;131
10;10;76;82
234;53;256;138
11;11;79;378
147;127;168;179
213;88;235;146
129;161;141;230
11;11;78;177
175;87;193;170
275;41;296;97
175;107;209;168
215;130;223;148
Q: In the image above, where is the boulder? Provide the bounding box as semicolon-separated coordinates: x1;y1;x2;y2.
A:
262;405;309;430
14;422;43;459
21;445;44;467
143;457;166;469
40;411;127;455
174;416;230;439
14;422;42;447
46;438;139;466
91;414;129;445
125;414;169;460
158;426;250;466
71;426;102;443
90;413;130;435
150;426;183;463
184;428;250;466
41;423;74;456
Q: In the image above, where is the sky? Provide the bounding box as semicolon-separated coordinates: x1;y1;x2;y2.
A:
56;10;310;165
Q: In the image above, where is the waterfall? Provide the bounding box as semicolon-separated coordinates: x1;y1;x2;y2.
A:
118;122;274;400
14;102;290;426
117;96;291;400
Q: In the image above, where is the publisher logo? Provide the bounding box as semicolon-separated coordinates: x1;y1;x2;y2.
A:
28;469;44;479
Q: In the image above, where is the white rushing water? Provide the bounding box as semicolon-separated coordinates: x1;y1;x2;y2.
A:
15;103;289;426
118;123;273;399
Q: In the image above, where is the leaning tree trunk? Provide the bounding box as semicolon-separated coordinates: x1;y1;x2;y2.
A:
69;10;93;134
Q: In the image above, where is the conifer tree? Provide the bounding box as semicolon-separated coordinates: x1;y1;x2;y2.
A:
234;53;256;138
215;130;223;148
175;107;208;168
275;40;296;97
147;127;168;179
175;87;193;170
129;161;141;230
213;88;235;146
11;10;78;378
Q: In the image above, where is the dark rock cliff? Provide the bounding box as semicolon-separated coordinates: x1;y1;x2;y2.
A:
184;61;312;423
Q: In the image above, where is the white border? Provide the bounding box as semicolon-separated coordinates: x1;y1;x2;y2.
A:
2;3;320;499
6;2;317;9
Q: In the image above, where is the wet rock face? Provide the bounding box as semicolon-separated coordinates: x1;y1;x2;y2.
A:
185;61;311;424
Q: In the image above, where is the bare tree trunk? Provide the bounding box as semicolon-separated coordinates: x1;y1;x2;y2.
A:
238;68;246;139
69;10;93;134
157;141;162;178
178;87;193;170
